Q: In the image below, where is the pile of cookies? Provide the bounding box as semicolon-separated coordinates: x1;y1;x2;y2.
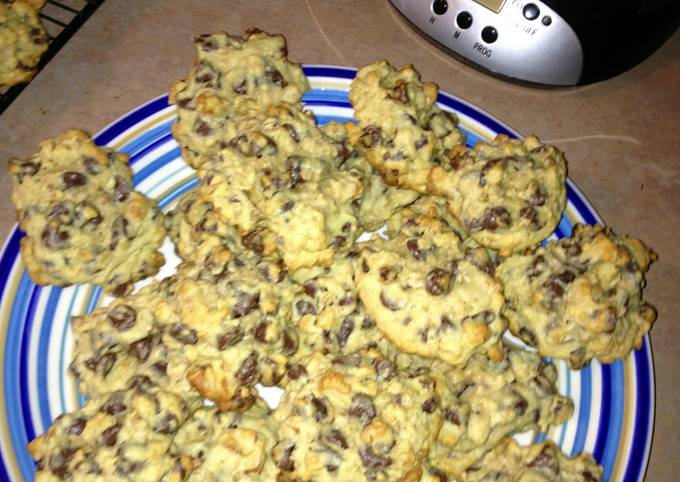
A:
0;0;49;87
9;29;657;481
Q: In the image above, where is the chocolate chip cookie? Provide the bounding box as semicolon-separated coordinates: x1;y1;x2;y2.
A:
271;351;443;481
174;400;280;481
427;343;574;477
71;255;300;411
428;134;567;255
9;129;166;296
497;223;657;368
356;211;506;367
461;437;603;482
28;385;189;481
348;60;466;192
0;0;48;86
170;29;310;167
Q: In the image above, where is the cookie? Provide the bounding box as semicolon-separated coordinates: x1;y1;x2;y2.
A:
497;223;657;368
9;129;166;296
356;211;506;367
70;255;300;411
166;188;252;265
28;386;189;481
427;343;573;477
460;437;603;482
428;134;567;255
199;144;364;270
173;400;280;481
348;60;466;192
0;0;48;86
291;252;392;358
170;29;310;167
271;351;443;481
322;121;421;232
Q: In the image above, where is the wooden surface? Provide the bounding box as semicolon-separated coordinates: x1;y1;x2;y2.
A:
0;1;678;479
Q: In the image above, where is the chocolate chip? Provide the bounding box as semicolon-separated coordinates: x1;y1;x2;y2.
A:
303;281;318;297
282;330;298;355
415;136;429;150
232;292;260;318
322;430;348;449
194;120;212;136
128;375;154;392
329;236;346;248
154;413;180;434
65;418;87;436
275;441;295;471
380;292;400;311
74;202;102;229
349;393;376;425
288;158;304;188
236;352;259;384
41;224;69;249
444;408;461;425
287;364;307;380
312;397;329;421
107;305;136;331
358;445;392;471
232;78;248;94
361;259;370;273
128;336;153;362
518;327;538;346
242;231;264;255
14;160;40;181
568;347;588;369
527;445;559;474
295;300;317;316
169;322;198;345
337;318;355;347
217;328;243;349
372;358;394;380
264;65;287;87
440;315;454;331
359;126;382;148
520;206;540;228
421;397;438;414
528;186;546;206
63;171;87;188
406;238;424;260
99;424;121;447
282;200;295;212
283;123;300;142
425;268;452;296
101;393;127;415
113;176;131;202
49;448;75;478
95;353;116;377
387;80;409;103
253;321;268;342
527;255;545;278
110;216;130;250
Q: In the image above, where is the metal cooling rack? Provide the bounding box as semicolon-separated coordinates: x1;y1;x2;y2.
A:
0;0;105;115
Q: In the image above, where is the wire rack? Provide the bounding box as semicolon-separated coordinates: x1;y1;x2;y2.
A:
0;0;105;115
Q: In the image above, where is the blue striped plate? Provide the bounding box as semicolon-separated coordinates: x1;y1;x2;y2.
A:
0;66;654;482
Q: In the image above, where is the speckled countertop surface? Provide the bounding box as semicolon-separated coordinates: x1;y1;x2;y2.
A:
0;0;677;480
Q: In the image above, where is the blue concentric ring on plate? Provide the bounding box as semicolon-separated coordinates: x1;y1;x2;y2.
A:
0;66;654;482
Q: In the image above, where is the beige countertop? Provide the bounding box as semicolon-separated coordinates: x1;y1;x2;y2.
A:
0;0;678;480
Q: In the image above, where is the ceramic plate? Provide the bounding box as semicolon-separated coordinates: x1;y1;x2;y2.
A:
0;66;654;482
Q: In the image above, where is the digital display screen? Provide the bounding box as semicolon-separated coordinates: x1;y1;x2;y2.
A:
473;0;507;13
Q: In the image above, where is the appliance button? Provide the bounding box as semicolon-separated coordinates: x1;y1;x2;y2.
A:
522;3;540;20
456;11;473;29
432;0;448;15
481;26;498;43
542;15;552;26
